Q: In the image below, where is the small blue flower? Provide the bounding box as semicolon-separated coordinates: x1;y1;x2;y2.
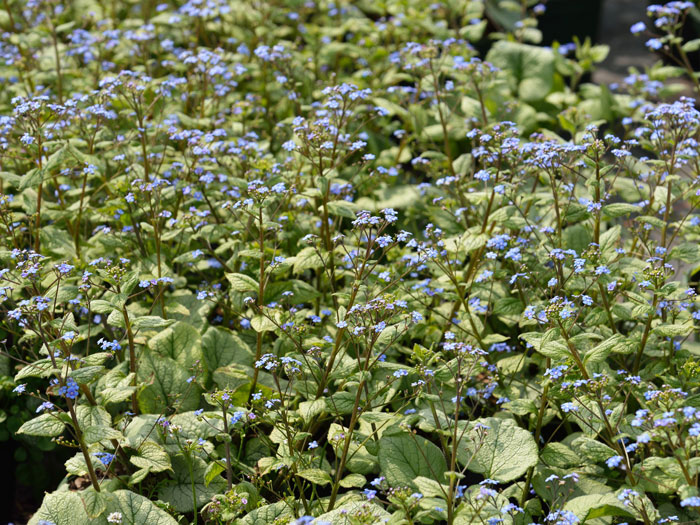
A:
58;378;80;400
605;455;624;469
630;22;646;34
646;38;663;50
681;496;700;508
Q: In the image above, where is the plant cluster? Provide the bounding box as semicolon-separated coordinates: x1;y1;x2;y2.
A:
1;0;700;524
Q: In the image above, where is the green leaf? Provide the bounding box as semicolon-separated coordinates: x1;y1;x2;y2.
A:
132;316;176;330
520;331;570;360
563;224;591;255
413;476;450;498
492;297;523;317
653;323;693;338
299;398;326;423
83;425;122;444
170;411;225;440
28;492;90;525
540;442;581;468
315;500;390;524
298;468;332;486
324;200;357;219
15;359;57;381
90;300;114;314
204;461;225;487
378;433;447;487
129;467;151;485
212;364;254;392
571;436;617;462
100;373;138;405
274;279;321;303
239;501;294;525
20;167;46;190
683;38;700;52
291;246;324;274
371;97;409;118
201;326;252;371
636;215;665;229
130;441;172;473
149;321;202;370
76;405;111;429
69;365;106;384
563;494;634;522
17;413;65;437
137;349;202;413
80;490;108;519
339;473;366;488
250;315;276;333
486;41;555;101
158;455;227;512
324;391;357;415
584;334;625;364
458;417;537;482
226;273;258;293
104;490;179;525
66;453;90;476
603;203;640;218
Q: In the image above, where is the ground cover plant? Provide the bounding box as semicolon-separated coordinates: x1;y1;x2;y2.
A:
2;0;700;523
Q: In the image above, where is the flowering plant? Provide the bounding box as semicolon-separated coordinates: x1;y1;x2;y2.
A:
1;1;700;524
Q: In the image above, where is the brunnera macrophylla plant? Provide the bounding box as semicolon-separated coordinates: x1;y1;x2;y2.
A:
0;0;699;524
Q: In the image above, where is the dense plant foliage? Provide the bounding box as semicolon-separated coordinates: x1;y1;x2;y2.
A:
3;0;700;523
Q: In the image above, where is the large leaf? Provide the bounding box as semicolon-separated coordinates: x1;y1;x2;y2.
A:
104;490;179;525
76;405;111;429
298;468;332;486
149;321;202;370
29;492;90;525
158;455;227;512
315;499;391;523
17;413;65;437
201;326;253;371
83;425;123;444
30;489;179;525
15;358;58;381
486;41;554;102
239;501;294;525
130;441;172;472
170;410;225;440
458;417;537;482
226;272;258;292
563;494;634;522
378;433;447;487
137;349;201;413
584;334;625;364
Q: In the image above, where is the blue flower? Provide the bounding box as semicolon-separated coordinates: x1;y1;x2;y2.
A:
630;22;646;34
681;496;700;508
93;452;115;466
646;38;663;50
605;455;624;468
58;378;80;399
